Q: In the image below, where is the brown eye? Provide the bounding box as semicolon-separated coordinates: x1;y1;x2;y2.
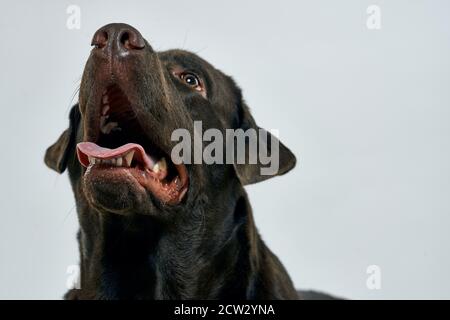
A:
173;70;206;98
181;73;201;89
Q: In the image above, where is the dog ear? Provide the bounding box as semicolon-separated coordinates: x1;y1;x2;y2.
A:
233;100;297;185
44;104;81;173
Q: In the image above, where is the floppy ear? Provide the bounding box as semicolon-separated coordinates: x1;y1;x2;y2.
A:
44;104;81;173
233;100;297;185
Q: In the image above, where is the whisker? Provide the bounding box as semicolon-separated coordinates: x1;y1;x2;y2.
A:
61;204;76;225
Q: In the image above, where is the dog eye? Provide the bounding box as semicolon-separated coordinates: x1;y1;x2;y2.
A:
172;70;206;98
180;73;201;90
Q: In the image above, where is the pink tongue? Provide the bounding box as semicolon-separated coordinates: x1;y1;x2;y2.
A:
76;142;156;168
78;142;140;158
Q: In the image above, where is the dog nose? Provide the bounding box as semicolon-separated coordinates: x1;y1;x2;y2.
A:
91;23;146;53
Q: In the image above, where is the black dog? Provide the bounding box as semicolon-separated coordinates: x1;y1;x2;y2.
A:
45;23;300;300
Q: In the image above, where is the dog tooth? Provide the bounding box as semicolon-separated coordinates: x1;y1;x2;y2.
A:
174;176;182;190
153;158;167;173
124;151;134;167
159;158;167;171
102;105;110;115
116;157;123;166
111;158;117;166
101;121;118;134
88;157;95;165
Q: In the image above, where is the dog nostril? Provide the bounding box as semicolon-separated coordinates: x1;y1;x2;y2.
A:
119;29;145;50
120;31;130;48
91;30;108;49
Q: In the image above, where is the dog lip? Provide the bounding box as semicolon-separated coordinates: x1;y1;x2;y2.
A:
76;142;189;205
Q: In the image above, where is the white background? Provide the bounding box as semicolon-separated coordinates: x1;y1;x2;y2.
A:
1;0;449;299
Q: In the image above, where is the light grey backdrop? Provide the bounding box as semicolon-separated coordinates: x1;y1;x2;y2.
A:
1;0;449;299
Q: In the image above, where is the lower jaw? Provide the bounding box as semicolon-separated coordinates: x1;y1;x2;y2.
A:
82;165;188;212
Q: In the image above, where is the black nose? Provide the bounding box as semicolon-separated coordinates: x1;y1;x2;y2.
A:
91;23;146;53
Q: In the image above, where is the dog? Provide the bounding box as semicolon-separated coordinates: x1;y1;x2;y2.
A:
45;23;301;300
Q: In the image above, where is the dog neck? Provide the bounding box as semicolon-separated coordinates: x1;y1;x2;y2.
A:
71;194;263;299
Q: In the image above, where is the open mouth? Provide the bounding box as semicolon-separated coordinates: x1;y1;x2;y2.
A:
76;85;188;205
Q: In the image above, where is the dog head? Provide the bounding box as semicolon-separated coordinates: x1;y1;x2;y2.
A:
45;23;296;220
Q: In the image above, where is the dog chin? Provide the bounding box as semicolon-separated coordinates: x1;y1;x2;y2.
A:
82;166;150;215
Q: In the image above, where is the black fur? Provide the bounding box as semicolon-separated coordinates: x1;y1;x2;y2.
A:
45;23;298;300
